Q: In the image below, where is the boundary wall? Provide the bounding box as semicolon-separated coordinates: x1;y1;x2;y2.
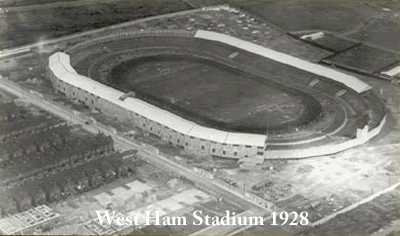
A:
47;30;385;159
267;115;386;158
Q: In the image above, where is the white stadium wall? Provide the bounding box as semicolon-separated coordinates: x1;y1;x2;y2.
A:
48;52;264;159
47;30;385;159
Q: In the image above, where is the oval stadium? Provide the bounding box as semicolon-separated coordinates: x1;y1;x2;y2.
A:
47;30;386;159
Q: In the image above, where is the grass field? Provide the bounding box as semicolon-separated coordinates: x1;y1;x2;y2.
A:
230;1;377;32
299;188;400;235
323;44;399;74
230;1;399;51
345;16;400;52
0;0;78;7
110;55;321;133
0;0;192;50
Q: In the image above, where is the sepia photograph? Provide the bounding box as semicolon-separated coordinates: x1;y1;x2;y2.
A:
0;0;398;235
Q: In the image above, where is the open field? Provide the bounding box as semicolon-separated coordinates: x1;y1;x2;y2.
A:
299;188;400;235
347;14;399;52
230;1;378;32
0;0;192;50
229;1;399;52
238;188;400;235
323;44;399;74
0;0;78;7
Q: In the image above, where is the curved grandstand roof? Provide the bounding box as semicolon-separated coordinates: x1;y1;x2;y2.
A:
194;30;372;93
49;30;374;148
49;52;267;147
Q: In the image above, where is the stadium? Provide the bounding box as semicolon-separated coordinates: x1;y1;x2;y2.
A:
47;30;386;159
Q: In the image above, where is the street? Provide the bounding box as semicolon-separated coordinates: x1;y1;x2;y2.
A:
0;76;271;213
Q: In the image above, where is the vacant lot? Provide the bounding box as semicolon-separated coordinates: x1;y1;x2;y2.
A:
323;44;399;74
299;188;400;235
0;0;78;7
0;0;192;50
230;1;377;32
230;1;399;51
345;16;399;52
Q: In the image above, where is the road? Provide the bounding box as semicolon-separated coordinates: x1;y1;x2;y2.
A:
0;77;272;214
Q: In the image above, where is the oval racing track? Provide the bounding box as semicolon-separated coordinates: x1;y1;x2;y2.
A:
72;36;348;144
55;30;386;158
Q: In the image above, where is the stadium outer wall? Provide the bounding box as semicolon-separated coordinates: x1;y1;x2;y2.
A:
47;30;386;159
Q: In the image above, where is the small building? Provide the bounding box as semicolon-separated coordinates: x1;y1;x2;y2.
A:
300;32;324;41
0;205;60;235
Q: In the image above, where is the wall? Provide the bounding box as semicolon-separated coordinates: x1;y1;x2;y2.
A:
48;64;260;159
47;30;386;159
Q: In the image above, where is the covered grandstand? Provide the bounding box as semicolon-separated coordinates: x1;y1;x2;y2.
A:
47;30;386;159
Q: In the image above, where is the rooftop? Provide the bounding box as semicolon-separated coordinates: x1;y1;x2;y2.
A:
0;205;60;235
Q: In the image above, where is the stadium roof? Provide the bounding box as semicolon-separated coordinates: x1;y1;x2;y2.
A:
195;30;372;93
381;65;400;77
49;52;267;147
49;26;377;148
